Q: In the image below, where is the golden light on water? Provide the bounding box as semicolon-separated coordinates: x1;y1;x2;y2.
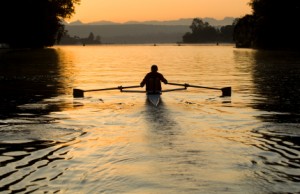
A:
1;45;299;193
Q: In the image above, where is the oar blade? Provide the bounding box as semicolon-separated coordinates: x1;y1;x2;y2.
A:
73;89;84;98
221;87;231;97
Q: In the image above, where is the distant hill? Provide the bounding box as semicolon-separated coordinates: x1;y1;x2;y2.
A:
65;24;190;44
64;17;235;44
68;17;235;26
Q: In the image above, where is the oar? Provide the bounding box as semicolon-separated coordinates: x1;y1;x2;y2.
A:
162;88;187;92
121;90;146;93
167;82;231;97
73;85;140;98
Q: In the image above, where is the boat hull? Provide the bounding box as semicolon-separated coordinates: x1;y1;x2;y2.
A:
147;93;161;107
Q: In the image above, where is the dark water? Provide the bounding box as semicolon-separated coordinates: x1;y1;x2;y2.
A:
0;49;70;118
0;45;299;193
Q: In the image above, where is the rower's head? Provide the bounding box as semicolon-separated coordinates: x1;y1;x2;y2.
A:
151;64;158;72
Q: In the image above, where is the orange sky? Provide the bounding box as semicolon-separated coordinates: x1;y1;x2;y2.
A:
70;0;252;23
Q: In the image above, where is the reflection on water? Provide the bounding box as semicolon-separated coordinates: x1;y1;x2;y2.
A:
0;45;300;193
233;49;300;122
144;100;181;150
252;50;300;122
0;49;74;118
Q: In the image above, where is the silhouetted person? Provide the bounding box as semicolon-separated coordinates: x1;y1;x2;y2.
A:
140;65;168;93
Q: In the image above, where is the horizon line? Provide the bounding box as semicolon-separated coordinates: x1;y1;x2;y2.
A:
67;16;237;24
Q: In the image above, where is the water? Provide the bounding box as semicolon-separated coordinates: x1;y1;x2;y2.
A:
0;45;299;193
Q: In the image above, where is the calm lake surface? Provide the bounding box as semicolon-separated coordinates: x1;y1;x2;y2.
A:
0;45;299;193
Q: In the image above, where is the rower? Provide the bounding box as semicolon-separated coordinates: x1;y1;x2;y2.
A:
140;64;168;93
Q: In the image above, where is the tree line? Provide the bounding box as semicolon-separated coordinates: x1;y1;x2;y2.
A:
59;32;101;45
183;0;300;50
1;0;298;50
182;18;235;43
0;0;80;48
233;0;300;50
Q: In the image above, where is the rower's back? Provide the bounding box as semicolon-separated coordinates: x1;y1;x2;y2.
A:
140;64;168;93
146;77;161;94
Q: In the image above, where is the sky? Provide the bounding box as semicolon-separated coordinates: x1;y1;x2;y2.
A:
69;0;252;23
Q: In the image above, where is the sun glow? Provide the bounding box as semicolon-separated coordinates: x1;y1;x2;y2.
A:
70;0;252;23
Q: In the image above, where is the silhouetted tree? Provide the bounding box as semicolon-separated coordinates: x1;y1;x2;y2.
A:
233;15;256;48
95;35;101;43
182;18;235;43
58;32;81;45
0;0;80;48
234;0;300;50
219;25;235;43
88;32;95;42
182;18;218;43
59;31;101;45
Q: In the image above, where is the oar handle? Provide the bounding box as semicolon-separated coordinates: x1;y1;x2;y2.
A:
85;85;140;92
167;82;219;90
162;88;187;92
121;90;146;93
85;87;119;92
168;82;231;96
120;85;141;89
73;85;141;98
187;84;220;90
167;82;189;87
